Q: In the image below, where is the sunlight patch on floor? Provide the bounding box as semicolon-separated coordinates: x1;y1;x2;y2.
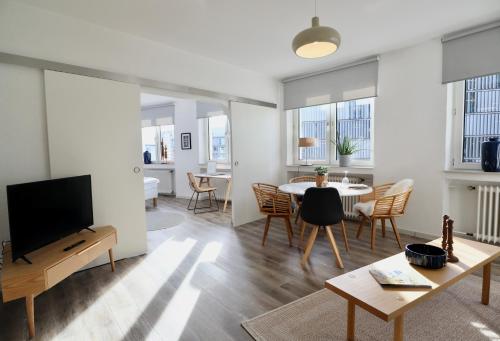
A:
53;237;197;340
149;241;222;340
471;322;500;340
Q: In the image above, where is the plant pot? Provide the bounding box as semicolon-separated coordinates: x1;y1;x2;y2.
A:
339;154;352;167
315;174;327;187
481;137;500;172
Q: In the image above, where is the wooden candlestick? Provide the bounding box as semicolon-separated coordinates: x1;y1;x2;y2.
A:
441;215;449;250
446;219;459;263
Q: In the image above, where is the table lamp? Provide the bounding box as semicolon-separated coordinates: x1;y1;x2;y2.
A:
298;137;317;166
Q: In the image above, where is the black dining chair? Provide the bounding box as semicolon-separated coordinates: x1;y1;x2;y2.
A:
300;187;349;268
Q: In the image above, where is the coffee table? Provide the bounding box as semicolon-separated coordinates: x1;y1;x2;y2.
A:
325;237;500;341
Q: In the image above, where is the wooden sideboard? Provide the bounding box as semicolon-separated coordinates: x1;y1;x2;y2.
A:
1;225;117;338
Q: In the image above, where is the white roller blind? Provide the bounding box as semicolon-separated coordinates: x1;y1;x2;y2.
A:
141;104;174;127
283;57;378;110
442;21;500;83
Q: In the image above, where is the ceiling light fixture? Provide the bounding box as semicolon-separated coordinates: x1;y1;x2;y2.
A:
292;0;341;59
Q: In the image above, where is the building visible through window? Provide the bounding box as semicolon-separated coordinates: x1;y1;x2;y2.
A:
462;73;500;163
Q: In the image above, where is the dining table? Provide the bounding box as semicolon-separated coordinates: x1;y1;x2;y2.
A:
278;181;373;197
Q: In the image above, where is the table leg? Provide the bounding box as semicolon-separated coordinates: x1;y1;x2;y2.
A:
347;301;355;341
26;294;35;338
482;262;491;305
223;179;232;212
394;314;404;341
108;249;116;272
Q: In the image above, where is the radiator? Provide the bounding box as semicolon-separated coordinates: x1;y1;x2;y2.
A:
143;169;175;195
476;185;500;244
329;175;363;220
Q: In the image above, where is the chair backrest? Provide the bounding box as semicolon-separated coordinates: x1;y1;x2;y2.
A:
385;179;414;196
301;187;344;226
252;183;291;215
374;179;414;217
289;175;316;183
187;172;201;192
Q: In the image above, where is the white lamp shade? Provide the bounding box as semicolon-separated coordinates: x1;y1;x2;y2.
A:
293;17;341;59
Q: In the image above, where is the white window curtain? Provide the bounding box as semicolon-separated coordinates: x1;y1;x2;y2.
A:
283;56;379;110
442;21;500;83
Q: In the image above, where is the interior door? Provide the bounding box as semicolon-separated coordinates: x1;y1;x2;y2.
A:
230;101;281;226
44;70;146;262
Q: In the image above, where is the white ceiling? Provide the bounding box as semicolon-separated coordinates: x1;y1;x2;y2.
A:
140;93;176;107
17;0;500;79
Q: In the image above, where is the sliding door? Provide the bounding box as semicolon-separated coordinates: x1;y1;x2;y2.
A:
44;70;146;262
230;101;281;226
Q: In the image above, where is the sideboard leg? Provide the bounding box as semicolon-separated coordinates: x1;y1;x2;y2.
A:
482;262;491;305
108;249;116;272
26;294;35;338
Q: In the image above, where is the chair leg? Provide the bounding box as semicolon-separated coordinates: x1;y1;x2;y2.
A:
294;206;301;224
325;225;344;269
212;190;220;211
370;218;376;250
356;217;366;239
262;216;272;246
208;190;212;206
381;218;386;238
187;191;196;210
390;217;403;249
301;226;319;266
193;192;200;214
300;221;307;242
340;220;350;252
283;217;293;247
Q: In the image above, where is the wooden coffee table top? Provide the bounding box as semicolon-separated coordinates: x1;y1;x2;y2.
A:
325;237;500;321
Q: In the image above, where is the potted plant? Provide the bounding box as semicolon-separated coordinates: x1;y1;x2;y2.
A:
314;166;329;187
332;136;359;167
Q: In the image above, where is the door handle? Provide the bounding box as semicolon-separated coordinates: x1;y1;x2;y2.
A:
234;161;239;166
133;166;141;174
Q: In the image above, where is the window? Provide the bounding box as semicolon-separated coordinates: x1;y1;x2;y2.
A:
208;115;230;162
452;73;500;168
291;97;375;165
141;124;175;163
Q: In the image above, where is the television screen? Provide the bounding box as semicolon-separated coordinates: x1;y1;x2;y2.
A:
7;175;94;262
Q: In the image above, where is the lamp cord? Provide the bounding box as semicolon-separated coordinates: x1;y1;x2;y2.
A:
314;0;317;16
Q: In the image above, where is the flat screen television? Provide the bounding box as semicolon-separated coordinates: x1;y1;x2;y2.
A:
6;175;94;263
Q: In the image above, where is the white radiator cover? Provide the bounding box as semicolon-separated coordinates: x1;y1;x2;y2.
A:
143;169;175;194
476;185;500;244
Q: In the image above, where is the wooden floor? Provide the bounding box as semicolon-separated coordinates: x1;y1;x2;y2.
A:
0;196;498;340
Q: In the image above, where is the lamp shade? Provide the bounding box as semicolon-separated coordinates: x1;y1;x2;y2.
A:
298;137;317;148
292;17;341;59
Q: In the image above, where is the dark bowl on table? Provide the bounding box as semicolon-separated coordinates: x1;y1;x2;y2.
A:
405;244;447;269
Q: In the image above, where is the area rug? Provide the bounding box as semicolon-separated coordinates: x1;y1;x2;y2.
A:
242;275;500;341
146;209;185;231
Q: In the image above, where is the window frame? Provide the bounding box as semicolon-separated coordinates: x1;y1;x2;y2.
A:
451;81;481;170
141;124;175;164
291;98;375;167
206;115;231;165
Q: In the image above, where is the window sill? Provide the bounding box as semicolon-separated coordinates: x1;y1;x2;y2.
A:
286;165;374;175
144;163;175;170
444;169;500;183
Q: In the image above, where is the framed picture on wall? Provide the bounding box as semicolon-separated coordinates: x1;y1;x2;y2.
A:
181;133;192;150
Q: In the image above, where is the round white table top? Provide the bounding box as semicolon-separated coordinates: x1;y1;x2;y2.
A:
278;182;373;197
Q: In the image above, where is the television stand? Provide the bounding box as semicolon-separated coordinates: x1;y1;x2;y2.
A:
1;226;117;338
82;226;96;233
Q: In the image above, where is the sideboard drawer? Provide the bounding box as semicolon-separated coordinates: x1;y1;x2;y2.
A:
46;233;116;288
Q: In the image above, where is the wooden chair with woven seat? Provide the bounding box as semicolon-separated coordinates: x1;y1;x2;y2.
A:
289;175;316;224
252;183;294;247
187;172;219;214
353;179;414;250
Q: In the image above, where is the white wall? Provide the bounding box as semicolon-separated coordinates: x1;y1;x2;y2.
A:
174;100;199;198
374;39;447;237
0;64;50;241
0;1;279;104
